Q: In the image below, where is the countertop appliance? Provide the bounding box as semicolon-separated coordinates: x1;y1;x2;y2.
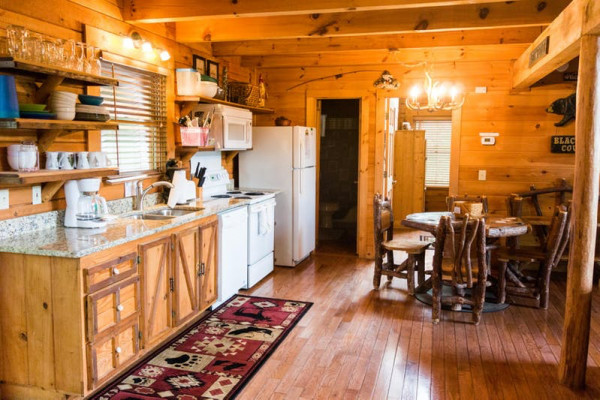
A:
64;178;108;229
239;126;317;267
192;104;252;150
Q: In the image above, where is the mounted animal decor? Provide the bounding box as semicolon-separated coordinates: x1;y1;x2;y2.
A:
546;93;576;127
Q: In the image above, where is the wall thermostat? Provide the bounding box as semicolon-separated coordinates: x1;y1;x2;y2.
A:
481;136;495;145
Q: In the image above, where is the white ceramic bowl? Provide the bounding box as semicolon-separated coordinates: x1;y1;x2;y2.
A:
198;82;218;98
56;110;76;120
7;154;19;170
51;91;78;99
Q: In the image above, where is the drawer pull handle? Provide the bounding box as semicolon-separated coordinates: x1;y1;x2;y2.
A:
116;304;124;312
113;267;120;275
115;346;122;354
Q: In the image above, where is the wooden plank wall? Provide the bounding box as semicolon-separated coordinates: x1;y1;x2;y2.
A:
255;59;576;257
0;0;251;219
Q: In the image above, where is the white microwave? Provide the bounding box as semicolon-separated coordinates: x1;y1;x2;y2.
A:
193;104;252;150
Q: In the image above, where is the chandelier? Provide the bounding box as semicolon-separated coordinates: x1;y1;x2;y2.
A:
406;71;464;112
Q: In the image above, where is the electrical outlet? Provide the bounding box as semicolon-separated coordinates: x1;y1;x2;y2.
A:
0;189;8;209
32;185;42;205
478;170;487;181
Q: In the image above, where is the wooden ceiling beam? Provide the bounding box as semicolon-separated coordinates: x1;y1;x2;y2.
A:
241;44;529;68
124;0;519;23
213;26;545;56
175;0;570;43
512;0;600;90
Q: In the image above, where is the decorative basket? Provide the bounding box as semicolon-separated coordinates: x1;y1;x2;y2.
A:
229;82;260;107
452;201;484;217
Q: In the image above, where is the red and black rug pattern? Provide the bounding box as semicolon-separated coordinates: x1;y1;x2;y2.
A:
91;295;312;400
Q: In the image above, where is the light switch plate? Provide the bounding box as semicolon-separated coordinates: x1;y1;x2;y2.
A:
0;189;8;209
32;185;42;205
478;170;487;181
475;86;488;93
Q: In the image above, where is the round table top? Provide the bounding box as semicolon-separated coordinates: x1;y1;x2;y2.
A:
402;211;530;238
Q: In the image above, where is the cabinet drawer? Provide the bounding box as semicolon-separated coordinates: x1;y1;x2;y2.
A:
84;252;138;293
87;275;140;341
87;317;140;389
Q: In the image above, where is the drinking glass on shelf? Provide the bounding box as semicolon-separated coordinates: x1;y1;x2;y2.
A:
24;33;43;63
76;42;86;72
64;39;78;70
87;45;101;75
6;25;27;58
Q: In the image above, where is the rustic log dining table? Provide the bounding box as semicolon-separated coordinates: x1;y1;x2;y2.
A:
401;211;531;298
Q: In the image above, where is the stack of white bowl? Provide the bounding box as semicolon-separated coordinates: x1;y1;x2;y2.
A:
48;91;77;120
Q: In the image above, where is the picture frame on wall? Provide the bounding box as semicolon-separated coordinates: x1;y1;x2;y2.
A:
207;60;219;81
193;55;206;74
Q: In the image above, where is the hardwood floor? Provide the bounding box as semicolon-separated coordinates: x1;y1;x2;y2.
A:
239;246;600;399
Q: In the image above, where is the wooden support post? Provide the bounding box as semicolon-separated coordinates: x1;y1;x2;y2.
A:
42;181;65;203
33;76;65;104
37;129;65;153
558;34;600;389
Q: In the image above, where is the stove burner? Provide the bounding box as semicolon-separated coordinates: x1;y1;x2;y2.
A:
244;192;265;196
227;191;242;194
212;195;232;199
235;196;252;199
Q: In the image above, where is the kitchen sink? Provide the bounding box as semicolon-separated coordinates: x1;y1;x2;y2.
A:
122;206;204;221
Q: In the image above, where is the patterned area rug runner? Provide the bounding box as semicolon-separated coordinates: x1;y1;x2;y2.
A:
91;295;312;400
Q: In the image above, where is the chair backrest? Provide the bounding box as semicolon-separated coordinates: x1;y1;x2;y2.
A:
544;206;570;269
374;194;394;252
432;214;486;289
446;195;489;214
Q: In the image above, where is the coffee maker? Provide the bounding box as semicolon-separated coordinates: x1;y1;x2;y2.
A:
64;178;108;228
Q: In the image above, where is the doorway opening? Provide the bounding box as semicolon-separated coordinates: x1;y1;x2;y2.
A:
317;99;360;254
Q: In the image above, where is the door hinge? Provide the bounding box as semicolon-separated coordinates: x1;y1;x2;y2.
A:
138;330;142;341
172;310;176;319
170;242;174;251
169;277;174;292
136;255;141;265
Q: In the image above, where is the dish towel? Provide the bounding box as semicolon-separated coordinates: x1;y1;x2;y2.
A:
258;207;269;235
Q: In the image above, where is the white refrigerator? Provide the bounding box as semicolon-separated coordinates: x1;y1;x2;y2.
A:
239;126;317;267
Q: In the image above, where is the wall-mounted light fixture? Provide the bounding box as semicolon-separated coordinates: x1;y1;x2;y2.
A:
122;31;170;61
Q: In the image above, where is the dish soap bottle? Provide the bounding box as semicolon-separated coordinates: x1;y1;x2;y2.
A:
258;74;266;107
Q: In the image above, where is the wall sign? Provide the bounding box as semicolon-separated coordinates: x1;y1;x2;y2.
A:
529;36;550;67
551;135;575;153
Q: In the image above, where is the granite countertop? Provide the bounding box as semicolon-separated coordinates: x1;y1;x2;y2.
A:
0;198;249;259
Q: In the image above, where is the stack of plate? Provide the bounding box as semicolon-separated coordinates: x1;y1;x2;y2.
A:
19;103;56;119
75;104;111;122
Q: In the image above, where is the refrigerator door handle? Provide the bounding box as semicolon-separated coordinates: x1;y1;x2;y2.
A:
299;169;302;194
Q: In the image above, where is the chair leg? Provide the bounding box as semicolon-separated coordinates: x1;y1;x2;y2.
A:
472;282;485;325
497;261;507;304
407;254;416;295
373;258;383;290
538;261;552;309
417;252;426;285
432;266;441;324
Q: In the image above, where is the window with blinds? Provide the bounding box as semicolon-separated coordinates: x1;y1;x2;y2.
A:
415;119;452;187
100;61;167;172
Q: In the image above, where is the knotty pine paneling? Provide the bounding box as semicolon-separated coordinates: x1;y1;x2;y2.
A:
0;0;251;219
256;59;575;258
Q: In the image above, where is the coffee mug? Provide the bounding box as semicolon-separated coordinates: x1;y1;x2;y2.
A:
0;75;19;119
58;152;74;170
45;151;59;170
76;151;90;169
88;151;111;168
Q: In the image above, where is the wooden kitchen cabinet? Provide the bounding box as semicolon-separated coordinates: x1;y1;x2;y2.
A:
0;214;219;399
173;226;201;325
139;236;173;348
199;219;219;310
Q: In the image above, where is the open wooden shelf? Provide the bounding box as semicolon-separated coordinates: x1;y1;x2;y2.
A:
175;95;274;114
0;167;118;186
0;119;119;130
176;146;216;164
0;57;119;87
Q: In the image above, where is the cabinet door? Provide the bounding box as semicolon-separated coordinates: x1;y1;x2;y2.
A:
199;220;218;310
139;237;172;347
173;227;201;325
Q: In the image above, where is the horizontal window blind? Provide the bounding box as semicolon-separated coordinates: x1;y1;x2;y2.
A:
416;119;452;187
100;61;167;172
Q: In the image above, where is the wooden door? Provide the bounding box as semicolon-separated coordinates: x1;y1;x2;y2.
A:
393;129;426;227
139;237;172;347
198;220;218;311
384;98;399;200
173;227;201;326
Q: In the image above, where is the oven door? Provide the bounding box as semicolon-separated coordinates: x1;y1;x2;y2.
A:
222;115;252;150
248;198;276;265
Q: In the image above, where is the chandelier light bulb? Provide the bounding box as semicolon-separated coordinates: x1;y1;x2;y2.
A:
160;49;171;61
141;41;153;53
409;85;421;99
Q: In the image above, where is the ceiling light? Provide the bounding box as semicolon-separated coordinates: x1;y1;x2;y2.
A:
159;49;171;61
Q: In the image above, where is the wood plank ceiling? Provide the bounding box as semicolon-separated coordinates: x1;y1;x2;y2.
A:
123;0;572;69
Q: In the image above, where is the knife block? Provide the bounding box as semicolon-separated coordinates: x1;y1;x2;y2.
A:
192;178;203;203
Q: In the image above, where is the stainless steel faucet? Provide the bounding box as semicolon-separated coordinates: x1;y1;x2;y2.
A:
135;181;175;212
